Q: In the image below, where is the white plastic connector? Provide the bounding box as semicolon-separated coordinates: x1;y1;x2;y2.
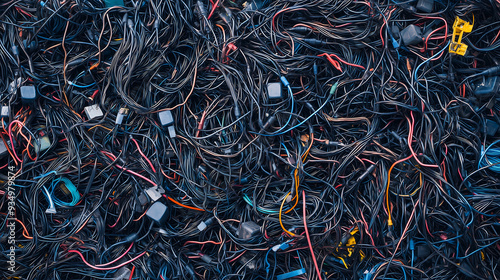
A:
145;186;165;202
1;106;9;118
42;186;57;214
84;104;104;120
34;136;51;153
272;242;290;252
197;221;208;232
168;126;176;138
115;108;129;125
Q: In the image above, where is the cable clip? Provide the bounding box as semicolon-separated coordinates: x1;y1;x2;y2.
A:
449;17;473;56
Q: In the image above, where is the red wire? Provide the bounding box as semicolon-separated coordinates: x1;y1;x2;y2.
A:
491;27;500;45
416;15;448;44
302;190;323;280
359;209;385;258
229;250;246;263
407;112;439;168
101;151;157;186
129;266;135;280
318;53;342;72
196;110;207;137
327;53;366;70
423;25;445;51
207;0;221;20
90;89;99;100
380;8;396;48
164;195;205;212
272;8;307;31
184;240;222;246
15;7;32;17
130;138;156;172
8;120;25;163
95;242;134;267
68;249;146;271
108;212;121;228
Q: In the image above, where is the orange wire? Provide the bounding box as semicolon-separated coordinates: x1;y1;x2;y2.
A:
284;132;314;213
133;209;149;222
75;217;90;234
166;196;205;212
25;135;36;161
279;192;295;236
15;218;33;239
301;133;314;162
386;154;414;226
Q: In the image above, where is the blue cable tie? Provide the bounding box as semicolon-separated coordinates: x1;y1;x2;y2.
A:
276;268;306;280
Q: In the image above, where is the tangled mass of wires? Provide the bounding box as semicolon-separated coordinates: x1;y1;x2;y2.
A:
1;0;500;279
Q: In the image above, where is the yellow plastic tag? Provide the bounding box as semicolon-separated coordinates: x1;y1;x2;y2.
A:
346;236;356;257
335;226;365;265
449;17;473;56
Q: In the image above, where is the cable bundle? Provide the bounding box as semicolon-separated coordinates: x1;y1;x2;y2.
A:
1;0;500;279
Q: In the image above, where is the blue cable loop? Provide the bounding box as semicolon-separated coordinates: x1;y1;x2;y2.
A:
48;177;81;207
479;139;500;173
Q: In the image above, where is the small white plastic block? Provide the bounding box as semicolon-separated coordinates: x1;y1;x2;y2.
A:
21;85;36;104
1;106;9;118
34;136;51;153
197;221;208;232
158;110;174;127
115;108;129;124
267;82;282;100
84;104;104;120
168;125;176;138
145;186;165;202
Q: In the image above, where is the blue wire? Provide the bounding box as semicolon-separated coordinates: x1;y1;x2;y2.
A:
243;194;278;214
48;177;81;207
281;143;291;158
34;170;57;179
479;139;500;173
270;85;295;135
160;265;169;280
257;82;337;137
456;242;499;260
68;81;96;88
414;41;451;87
265;248;272;274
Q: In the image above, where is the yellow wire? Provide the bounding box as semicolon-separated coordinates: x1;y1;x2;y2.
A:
284;188;299;215
279;192;296;236
285;169;300;213
282;133;313;216
291;168;299;201
338;256;348;269
386;161;398;227
391;172;422;197
301;133;314;162
386;155;419;227
88;124;112;132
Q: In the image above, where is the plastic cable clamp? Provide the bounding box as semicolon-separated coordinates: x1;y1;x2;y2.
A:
449;17;473;56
